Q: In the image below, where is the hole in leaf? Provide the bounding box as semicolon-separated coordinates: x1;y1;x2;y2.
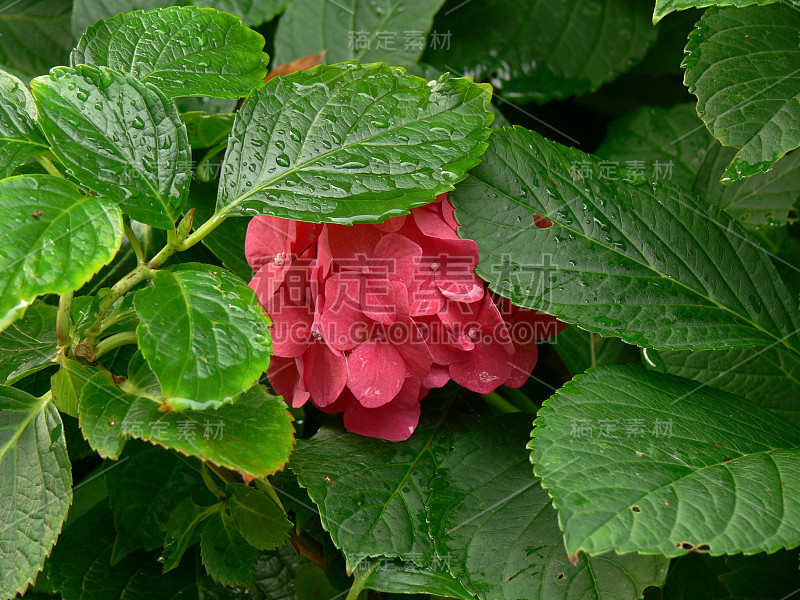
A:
631;505;642;513
696;543;711;552
677;541;694;550
556;573;565;581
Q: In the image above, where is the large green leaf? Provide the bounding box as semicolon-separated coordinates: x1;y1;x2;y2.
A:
0;387;71;600
595;103;712;190
0;0;73;79
0;175;123;332
530;365;800;558
291;400;667;599
105;444;212;563
78;356;294;477
450;126;800;354
216;63;493;223
70;0;184;39
0;302;57;385
427;414;668;600
693;144;800;228
423;0;656;103
653;0;784;23
683;4;800;181
274;0;445;67
133;264;272;411
0;70;48;178
72;6;268;99
193;0;287;26
658;347;800;426
31;65;191;229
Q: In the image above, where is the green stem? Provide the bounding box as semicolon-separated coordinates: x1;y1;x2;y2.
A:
590;333;597;368
56;290;73;349
94;331;138;359
483;391;519;414
99;307;135;333
502;386;539;413
34;154;64;178
346;562;379;600
179;212;227;251
123;218;145;266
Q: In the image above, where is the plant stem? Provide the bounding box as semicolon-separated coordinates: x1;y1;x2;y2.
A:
502;386;539;413
94;331;138;359
99;308;135;333
346;562;379;600
288;530;326;569
483;391;519;414
179;212;228;251
590;333;597;368
34;154;64;178
56;290;73;349
123;218;146;265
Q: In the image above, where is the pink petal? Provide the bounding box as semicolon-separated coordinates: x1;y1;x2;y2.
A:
433;239;484;303
245;216;295;270
320;273;371;351
361;276;396;324
440;194;460;231
449;344;513;394
413;202;459;240
421;364;450;389
407;269;443;316
374;215;406;233
322;223;381;264
372;234;422;285
343;376;422;441
268;357;309;408
415;314;470;365
388;282;433;378
268;297;314;357
504;342;538;388
347;338;406;408
249;262;288;306
302;340;348;407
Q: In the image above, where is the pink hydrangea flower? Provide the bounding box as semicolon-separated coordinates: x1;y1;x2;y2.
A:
245;194;563;441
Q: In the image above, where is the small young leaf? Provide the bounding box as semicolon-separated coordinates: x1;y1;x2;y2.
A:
274;0;444;67
226;482;292;550
51;357;100;418
361;557;474;600
0;387;71;600
133;264;272;411
423;0;656;103
162;498;217;572
31;65;191;229
72;6;269;99
79;356;295;477
0;301;58;385
530;365;800;558
683;4;800;181
659;347;800;426
451;126;800;354
653;0;783;23
200;510;259;587
0;70;48;178
180;111;234;149
0;175;123;332
0;0;73;79
216;62;493;224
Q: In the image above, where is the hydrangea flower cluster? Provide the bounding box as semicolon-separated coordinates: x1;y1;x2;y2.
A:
245;194;562;440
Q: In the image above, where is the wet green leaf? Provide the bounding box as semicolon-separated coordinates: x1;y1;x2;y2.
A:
0;70;48;179
0;302;58;385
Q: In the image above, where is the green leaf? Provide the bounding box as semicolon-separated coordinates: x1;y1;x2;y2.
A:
216;63;493;223
31;65;191;229
133;264;272;411
530;365;800;558
692;144;800;228
423;0;656;103
0;302;57;385
193;0;287;26
72;6;269;99
105;444;213;563
79;356;295;477
51;358;100;418
653;0;784;23
450;126;800;353
274;0;445;67
555;325;626;376
70;0;186;39
0;0;73;79
360;558;475;600
658;347;800;426
0;387;71;600
0;175;123;333
181;111;234;149
595;103;713;190
226;482;291;550
48;502;227;600
200;510;259;587
0;70;48;178
427;413;667;600
683;4;800;181
290;400;479;572
162;497;216;572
